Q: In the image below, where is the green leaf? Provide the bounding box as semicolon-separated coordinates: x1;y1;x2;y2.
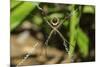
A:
32;15;43;26
68;5;81;60
83;6;95;14
49;13;64;19
77;28;89;57
10;2;39;31
63;20;69;27
10;0;22;9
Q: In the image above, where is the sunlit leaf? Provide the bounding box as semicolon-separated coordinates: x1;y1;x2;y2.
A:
77;28;89;57
68;5;81;61
83;6;95;13
63;20;69;27
10;0;23;9
10;2;39;31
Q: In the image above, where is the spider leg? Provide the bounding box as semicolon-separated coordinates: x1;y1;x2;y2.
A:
43;30;55;57
37;5;54;29
36;4;43;11
45;30;54;46
57;7;80;29
56;17;68;29
55;29;74;51
43;17;53;28
63;40;69;53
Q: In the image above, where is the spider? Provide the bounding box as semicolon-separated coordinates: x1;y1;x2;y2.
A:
37;4;80;55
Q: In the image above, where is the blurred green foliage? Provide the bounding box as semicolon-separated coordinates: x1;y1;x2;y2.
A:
68;5;81;60
77;28;89;57
32;15;43;26
10;0;95;62
10;0;39;30
83;5;95;13
11;0;22;9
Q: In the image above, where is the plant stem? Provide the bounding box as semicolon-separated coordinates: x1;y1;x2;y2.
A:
67;5;81;62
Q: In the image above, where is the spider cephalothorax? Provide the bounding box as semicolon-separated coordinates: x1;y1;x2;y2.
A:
50;17;59;26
